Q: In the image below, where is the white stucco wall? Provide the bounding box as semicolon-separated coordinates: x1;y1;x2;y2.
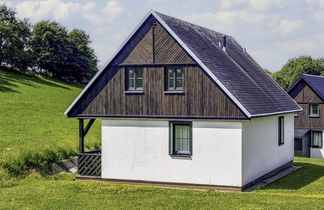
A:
310;132;324;159
241;114;294;185
101;119;243;187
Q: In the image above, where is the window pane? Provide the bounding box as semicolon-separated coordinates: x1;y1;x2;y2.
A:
311;104;319;115
136;78;143;89
313;132;322;147
128;78;135;89
168;69;174;78
176;68;183;77
176;78;183;89
168;78;175;89
136;68;143;78
128;69;135;78
174;125;190;154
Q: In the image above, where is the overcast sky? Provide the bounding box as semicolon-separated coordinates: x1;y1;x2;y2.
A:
1;0;324;72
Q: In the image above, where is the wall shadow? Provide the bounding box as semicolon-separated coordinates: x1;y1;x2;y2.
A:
262;162;324;190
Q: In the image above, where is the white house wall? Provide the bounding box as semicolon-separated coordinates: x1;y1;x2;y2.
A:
242;114;294;186
310;132;324;159
101;119;243;187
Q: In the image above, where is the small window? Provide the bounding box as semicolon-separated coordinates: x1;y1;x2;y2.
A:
309;104;319;117
169;121;192;156
126;67;143;90
312;131;323;148
278;116;284;145
166;67;183;90
294;113;299;118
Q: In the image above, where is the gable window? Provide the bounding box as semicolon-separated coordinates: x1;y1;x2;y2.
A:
278;116;284;145
312;131;323;148
169;121;192;156
309;104;319;117
126;67;143;91
166;67;184;91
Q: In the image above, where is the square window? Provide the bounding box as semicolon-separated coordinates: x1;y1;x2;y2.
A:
169;121;192;156
309;104;319;117
126;67;144;90
166;67;183;90
278;116;284;145
312;131;323;148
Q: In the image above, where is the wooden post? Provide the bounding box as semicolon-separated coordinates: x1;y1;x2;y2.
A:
79;119;84;153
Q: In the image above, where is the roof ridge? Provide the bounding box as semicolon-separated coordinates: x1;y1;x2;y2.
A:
302;74;324;78
154;11;229;37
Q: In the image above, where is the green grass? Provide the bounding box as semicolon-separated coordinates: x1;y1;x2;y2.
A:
0;68;101;176
0;157;323;209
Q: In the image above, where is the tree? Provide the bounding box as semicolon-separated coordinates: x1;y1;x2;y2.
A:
68;29;98;83
272;56;324;90
31;21;70;78
0;4;33;70
31;21;98;83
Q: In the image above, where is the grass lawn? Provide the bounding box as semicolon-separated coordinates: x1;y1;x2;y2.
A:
0;69;101;176
0;157;323;209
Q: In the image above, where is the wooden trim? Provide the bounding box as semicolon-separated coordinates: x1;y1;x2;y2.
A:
76;176;242;192
242;160;293;191
75;114;249;121
119;63;196;67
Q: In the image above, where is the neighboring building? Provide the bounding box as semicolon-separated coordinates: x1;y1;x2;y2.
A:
288;74;324;159
65;11;301;191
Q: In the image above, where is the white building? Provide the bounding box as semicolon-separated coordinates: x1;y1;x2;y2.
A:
65;11;301;191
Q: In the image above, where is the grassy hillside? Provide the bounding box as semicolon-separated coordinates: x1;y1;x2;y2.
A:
0;157;323;209
0;69;101;176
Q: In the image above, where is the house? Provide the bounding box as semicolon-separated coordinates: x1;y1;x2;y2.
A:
64;11;301;191
287;74;324;159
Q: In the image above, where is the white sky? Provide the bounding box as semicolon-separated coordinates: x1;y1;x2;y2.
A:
1;0;324;72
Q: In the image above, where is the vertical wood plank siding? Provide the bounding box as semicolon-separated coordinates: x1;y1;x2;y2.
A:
293;84;324;129
154;23;194;63
81;66;246;118
123;28;153;64
70;18;245;119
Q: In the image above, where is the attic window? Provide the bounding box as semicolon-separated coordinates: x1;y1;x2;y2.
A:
309;104;319;118
165;67;184;91
126;67;143;91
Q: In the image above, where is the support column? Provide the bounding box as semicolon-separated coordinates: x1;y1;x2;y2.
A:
79;119;84;153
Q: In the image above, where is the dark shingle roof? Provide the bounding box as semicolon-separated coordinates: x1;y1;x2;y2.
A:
294;128;310;139
293;74;324;101
155;12;301;117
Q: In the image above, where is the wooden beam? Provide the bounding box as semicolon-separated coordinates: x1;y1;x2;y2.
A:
79;119;96;153
84;119;95;136
79;119;84;153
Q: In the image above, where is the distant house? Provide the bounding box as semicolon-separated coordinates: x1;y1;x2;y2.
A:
65;11;301;191
288;74;324;159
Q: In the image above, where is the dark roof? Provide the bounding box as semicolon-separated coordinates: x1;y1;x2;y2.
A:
294;128;310;139
155;12;301;117
65;11;301;118
288;74;324;101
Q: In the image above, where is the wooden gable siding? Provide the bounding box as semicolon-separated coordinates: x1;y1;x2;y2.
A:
123;28;153;64
122;23;194;64
154;23;194;63
293;84;324;129
80;66;246;119
294;85;322;103
295;104;324;129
